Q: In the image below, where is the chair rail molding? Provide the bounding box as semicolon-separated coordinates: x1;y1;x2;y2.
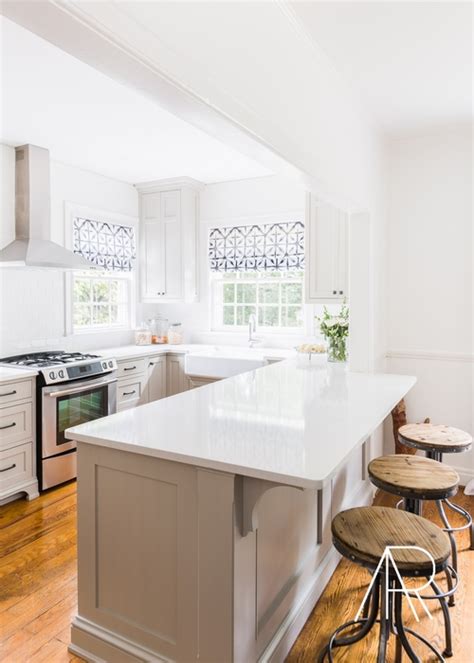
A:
387;350;474;363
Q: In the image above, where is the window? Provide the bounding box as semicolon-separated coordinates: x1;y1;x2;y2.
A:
68;213;137;333
73;273;130;330
212;271;304;331
209;221;305;332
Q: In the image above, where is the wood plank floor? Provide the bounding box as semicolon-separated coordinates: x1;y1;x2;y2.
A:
0;481;472;662
287;490;474;662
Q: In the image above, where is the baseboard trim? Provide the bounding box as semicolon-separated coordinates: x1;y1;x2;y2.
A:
451;464;474;487
262;481;374;663
0;478;39;505
70;615;171;663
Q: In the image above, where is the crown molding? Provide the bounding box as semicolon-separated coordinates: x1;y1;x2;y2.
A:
135;177;205;193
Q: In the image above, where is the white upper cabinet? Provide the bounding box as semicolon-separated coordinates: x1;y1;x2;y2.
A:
305;194;348;302
138;178;202;303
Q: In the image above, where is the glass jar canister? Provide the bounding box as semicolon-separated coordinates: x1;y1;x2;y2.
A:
150;317;169;344
168;323;183;345
134;323;152;346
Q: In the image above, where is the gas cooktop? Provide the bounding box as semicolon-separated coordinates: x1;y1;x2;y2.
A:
0;351;100;368
0;351;117;385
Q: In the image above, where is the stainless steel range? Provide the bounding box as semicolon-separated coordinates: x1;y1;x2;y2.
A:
0;351;117;490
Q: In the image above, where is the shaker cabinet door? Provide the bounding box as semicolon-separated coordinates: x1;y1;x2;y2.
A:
148;356;167;402
141;192;165;301
161;191;182;301
139;181;200;304
305;194;348;302
166;355;189;397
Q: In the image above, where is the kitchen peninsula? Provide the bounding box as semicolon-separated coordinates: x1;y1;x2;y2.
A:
66;359;415;663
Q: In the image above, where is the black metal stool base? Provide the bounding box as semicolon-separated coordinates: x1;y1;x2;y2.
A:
426;449;474;551
317;570;451;662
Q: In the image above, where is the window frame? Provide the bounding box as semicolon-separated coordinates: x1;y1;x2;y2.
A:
210;270;306;334
64;203;138;336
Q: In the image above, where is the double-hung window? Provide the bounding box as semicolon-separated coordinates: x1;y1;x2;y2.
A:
70;214;137;332
209;221;305;332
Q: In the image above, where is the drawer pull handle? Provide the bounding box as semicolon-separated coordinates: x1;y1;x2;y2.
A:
0;463;16;473
122;390;136;396
0;390;17;397
0;422;16;430
123;366;136;371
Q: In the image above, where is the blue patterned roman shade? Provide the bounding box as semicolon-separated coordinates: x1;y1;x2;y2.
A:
73;217;136;271
209;221;304;273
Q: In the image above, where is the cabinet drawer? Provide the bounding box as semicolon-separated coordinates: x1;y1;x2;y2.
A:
0;441;34;490
116;358;147;378
0;402;33;449
117;377;147;409
0;380;32;405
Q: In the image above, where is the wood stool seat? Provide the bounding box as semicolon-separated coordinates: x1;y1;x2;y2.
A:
332;506;450;575
368;454;459;500
320;506;455;661
398;423;472;454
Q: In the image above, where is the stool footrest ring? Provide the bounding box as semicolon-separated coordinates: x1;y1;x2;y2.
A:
405;566;458;600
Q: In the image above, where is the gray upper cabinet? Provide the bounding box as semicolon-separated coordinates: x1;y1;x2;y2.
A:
138;178;203;304
305;193;349;302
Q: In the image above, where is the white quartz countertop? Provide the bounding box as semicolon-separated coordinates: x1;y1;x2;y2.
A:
66;358;415;489
95;343;205;359
0;366;38;382
95;343;296;361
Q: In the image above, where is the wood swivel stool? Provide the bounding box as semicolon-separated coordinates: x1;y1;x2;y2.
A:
318;506;453;663
399;423;473;559
368;454;459;606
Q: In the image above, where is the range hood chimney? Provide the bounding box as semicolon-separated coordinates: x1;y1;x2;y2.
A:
0;144;94;269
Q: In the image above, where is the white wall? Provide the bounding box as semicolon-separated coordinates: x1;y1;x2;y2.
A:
3;1;386;381
385;124;473;482
0;144;138;356
139;174;341;348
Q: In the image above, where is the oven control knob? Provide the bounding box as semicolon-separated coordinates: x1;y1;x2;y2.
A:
58;370;65;379
108;360;113;368
102;362;107;370
49;371;56;380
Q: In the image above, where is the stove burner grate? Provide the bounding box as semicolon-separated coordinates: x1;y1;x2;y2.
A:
0;350;100;368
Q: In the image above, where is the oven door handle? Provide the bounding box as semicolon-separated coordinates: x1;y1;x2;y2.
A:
46;378;117;398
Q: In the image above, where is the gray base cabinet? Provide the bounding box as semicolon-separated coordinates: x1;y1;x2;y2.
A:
70;439;372;662
147;356;167;401
0;376;39;503
116;359;149;411
166;354;190;396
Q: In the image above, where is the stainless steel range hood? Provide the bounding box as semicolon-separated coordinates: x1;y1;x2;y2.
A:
0;144;94;269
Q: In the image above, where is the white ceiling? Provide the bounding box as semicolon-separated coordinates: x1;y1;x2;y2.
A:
291;1;473;133
0;16;272;184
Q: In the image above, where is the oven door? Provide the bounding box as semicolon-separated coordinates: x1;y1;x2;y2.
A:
42;373;117;459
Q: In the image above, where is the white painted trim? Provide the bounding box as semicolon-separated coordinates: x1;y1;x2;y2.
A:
70;615;172;663
262;480;373;662
453;464;474;487
387;349;474;363
201;209;305;228
135;176;205;193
